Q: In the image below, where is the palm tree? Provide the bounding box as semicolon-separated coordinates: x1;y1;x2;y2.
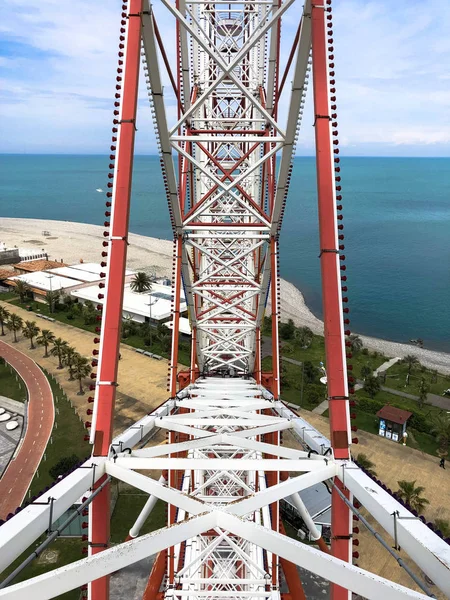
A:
62;293;75;311
360;365;372;381
303;361;319;384
82;301;97;325
403;354;420;375
0;306;10;336
140;322;153;347
130;272;152;294
432;415;450;459
396;480;429;514
73;301;84;317
22;320;40;349
434;518;450;538
348;334;363;353
7;313;23;343
294;326;313;349
418;377;429;409
62;346;78;380
37;329;55;357
355;453;377;477
51;337;69;369
122;315;137;339
156;324;171;351
72;355;92;395
15;280;32;303
45;290;60;314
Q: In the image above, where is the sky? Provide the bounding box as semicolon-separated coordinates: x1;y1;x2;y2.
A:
0;0;449;156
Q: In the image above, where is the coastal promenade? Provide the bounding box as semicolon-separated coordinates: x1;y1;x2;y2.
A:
0;341;54;519
0;301;175;437
1;218;449;373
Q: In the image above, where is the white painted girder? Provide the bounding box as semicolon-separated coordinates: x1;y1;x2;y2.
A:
2;378;448;600
0;458;105;573
338;462;450;596
112;457;334;472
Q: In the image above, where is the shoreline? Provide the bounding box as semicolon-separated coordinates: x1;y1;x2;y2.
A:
1;217;449;374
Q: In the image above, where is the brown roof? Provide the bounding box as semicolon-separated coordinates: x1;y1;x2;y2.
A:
0;268;17;281
376;405;412;425
15;260;67;273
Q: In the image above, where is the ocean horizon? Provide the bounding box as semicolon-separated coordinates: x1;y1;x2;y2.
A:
1;154;449;353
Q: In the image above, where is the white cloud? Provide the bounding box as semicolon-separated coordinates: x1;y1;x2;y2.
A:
0;0;449;155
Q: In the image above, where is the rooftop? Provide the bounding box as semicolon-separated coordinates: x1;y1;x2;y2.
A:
15;259;67;273
164;317;192;336
376;405;412;425
70;263;133;276
72;282;186;322
46;266;104;283
0;268;17;281
8;272;82;292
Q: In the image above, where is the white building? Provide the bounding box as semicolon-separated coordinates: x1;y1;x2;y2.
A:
7;272;83;301
6;263;135;303
71;281;187;324
164;316;192;336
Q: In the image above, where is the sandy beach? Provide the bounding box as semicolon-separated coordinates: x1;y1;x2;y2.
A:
1;217;449;374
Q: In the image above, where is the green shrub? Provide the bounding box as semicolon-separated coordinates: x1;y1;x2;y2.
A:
356;396;385;413
49;454;80;480
408;411;429;434
304;384;326;405
279;319;295;340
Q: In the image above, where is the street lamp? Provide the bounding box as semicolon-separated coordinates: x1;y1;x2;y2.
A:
46;274;54;313
145;296;158;324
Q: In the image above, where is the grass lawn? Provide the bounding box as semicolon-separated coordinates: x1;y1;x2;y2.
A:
6;298;190;366
110;486;166;543
383;361;450;397
321;407;440;457
0;537;83;600
318;387;443;458
356;388;444;420
0;358;27;402
26;368;91;500
263;356;326;411
0;291;20;301
280;333;388;379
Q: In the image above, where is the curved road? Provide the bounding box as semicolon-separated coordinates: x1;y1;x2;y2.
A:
0;340;54;520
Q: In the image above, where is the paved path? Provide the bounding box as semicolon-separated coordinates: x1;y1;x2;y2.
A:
312;358;403;415
0;301;176;438
0;341;54;519
374;356;401;375
281;356;303;366
380;385;450;411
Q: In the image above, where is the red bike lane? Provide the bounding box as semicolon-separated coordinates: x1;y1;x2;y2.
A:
0;340;54;520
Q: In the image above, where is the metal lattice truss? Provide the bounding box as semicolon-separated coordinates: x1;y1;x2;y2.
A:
142;0;312;375
1;379;449;600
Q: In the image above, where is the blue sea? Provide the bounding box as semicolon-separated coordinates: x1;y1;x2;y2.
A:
1;154;449;352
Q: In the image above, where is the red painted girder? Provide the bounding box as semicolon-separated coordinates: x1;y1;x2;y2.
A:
90;3;143;600
311;2;351;598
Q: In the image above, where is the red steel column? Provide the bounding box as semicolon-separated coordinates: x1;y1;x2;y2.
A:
255;326;261;384
89;3;143;600
311;2;351;599
270;238;280;399
169;236;183;396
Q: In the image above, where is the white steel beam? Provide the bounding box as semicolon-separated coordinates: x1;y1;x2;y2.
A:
339;462;450;597
0;514;217;600
217;513;430;600
0;458;105;573
112;457;334;472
